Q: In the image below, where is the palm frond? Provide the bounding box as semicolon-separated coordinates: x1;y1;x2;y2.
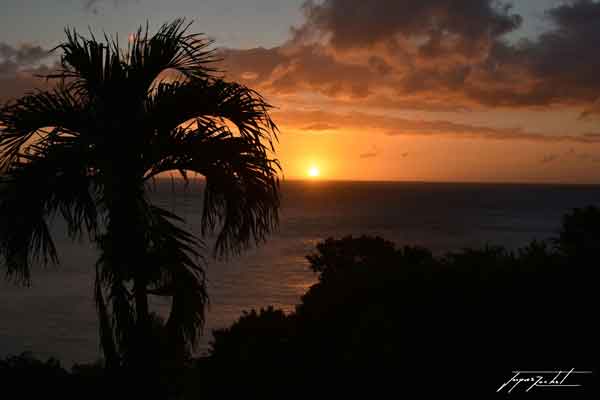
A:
50;27;126;101
48;19;217;103
146;78;278;149
146;205;208;351
0;193;57;284
143;121;279;256
127;19;218;88
0;88;85;171
0;136;98;282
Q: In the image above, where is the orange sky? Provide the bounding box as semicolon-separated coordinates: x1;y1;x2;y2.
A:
217;1;600;183
276;119;600;183
3;1;600;183
266;95;600;183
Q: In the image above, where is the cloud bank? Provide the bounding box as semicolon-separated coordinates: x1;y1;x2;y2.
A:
0;43;54;103
222;0;600;113
274;109;600;144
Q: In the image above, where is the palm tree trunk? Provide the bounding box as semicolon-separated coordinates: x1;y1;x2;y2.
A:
95;271;119;370
103;170;152;368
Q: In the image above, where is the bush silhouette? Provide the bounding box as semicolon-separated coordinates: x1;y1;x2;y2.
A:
207;210;599;393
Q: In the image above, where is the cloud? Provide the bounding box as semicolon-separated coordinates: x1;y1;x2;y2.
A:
359;152;378;159
541;154;559;164
384;123;600;144
301;123;338;131
222;45;376;99
0;43;50;76
294;0;521;52
221;0;600;113
273;109;600;144
539;147;600;165
83;0;138;14
360;144;384;159
471;0;600;109
583;133;600;140
0;43;55;103
359;150;406;159
577;153;600;163
563;147;600;163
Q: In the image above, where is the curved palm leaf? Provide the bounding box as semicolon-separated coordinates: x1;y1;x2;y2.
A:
143;120;279;256
145;206;208;353
52;19;217;103
146;79;277;148
0;133;97;283
0;88;85;171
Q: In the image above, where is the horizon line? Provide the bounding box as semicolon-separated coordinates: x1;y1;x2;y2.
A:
150;175;600;186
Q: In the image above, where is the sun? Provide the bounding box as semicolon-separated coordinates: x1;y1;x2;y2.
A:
308;165;320;178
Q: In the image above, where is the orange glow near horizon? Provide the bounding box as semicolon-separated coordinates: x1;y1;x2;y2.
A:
154;117;600;184
153;124;600;184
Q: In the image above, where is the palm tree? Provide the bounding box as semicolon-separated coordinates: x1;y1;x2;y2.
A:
0;19;280;371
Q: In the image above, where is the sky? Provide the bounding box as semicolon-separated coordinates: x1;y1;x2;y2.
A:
2;0;600;183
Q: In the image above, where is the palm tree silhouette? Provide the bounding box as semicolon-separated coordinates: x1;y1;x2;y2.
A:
0;19;280;372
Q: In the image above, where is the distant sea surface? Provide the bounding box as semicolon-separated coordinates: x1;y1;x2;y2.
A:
1;180;599;365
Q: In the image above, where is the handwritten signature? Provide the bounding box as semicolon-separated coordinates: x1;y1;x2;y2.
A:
497;369;593;393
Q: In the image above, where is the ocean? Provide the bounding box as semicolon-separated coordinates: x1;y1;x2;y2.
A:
1;180;599;366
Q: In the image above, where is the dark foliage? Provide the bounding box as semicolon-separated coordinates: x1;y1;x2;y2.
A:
557;205;600;266
206;208;599;396
0;353;186;399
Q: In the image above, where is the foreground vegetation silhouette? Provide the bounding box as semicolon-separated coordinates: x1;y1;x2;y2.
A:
0;19;280;390
2;207;598;397
204;209;598;395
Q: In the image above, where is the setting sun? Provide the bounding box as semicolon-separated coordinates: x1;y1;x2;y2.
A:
308;166;320;178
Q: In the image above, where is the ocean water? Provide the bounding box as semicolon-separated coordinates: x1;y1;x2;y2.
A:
1;180;599;366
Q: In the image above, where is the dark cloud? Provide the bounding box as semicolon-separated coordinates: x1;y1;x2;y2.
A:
0;43;54;103
360;145;381;159
359;151;379;159
84;0;107;13
0;43;50;76
359;152;378;159
295;0;521;53
473;0;600;109
222;47;286;83
301;123;338;131
83;0;138;14
221;0;600;113
273;109;600;144
539;147;600;164
222;45;376;99
384;121;600;144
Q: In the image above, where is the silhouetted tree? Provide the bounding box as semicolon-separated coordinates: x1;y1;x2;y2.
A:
0;19;280;375
207;226;597;395
556;205;600;266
